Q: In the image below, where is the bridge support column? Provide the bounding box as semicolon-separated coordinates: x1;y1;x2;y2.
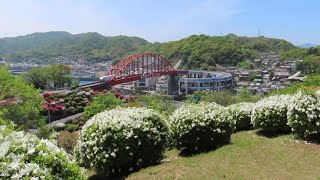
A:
168;75;179;95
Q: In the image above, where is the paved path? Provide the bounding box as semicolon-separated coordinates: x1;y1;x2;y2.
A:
28;113;83;134
47;113;83;127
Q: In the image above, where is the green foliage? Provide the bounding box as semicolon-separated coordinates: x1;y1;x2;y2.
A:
273;75;320;95
0;66;44;129
23;64;72;89
191;89;260;106
136;95;177;118
249;72;258;81
66;124;79;132
36;124;54;139
296;56;320;74
81;93;122;121
281;46;320;74
237;61;253;69
76;106;84;113
280;48;308;61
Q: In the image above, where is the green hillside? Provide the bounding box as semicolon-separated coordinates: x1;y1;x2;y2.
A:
141;34;298;70
0;32;298;69
0;32;149;63
0;31;72;54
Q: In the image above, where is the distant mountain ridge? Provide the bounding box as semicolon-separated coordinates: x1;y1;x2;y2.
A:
0;31;149;63
0;32;299;69
298;43;318;48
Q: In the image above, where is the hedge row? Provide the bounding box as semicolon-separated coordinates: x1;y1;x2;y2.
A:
4;91;319;178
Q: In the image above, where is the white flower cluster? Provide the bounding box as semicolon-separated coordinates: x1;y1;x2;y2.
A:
76;107;168;176
287;92;320;138
227;102;254;131
0;125;84;179
169;102;234;151
315;89;320;100
251;95;293;132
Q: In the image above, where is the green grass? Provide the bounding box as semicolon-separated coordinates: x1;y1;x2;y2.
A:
127;130;320;180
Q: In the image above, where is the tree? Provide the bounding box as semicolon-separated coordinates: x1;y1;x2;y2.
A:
0;66;44;129
47;64;72;88
23;64;72;89
296;57;320;74
23;67;47;89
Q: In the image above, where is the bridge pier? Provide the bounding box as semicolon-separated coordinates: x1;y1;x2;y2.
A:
168;75;179;95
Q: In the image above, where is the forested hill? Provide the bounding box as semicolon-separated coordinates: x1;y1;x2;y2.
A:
0;31;150;63
0;32;298;69
141;34;297;70
0;31;73;54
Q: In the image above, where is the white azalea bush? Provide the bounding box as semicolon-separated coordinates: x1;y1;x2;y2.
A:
315;89;320;100
227;102;254;131
0;125;85;179
76;107;168;176
287;92;320;139
251;95;293;132
169;102;234;152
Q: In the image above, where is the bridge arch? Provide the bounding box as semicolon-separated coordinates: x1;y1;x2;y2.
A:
105;53;177;86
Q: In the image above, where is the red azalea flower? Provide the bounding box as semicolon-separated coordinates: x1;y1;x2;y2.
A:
114;92;121;98
119;94;125;100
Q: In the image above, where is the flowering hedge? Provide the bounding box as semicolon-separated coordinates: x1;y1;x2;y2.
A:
227;102;254;131
169;102;234;152
287;92;320;138
0;126;85;179
76;107;168;176
315;89;320;100
251;95;293;132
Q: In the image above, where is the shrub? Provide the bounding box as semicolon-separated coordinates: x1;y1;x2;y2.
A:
315;89;320;99
169;102;234;152
54;122;66;131
72;118;80;124
64;102;71;108
73;97;83;103
114;92;121;98
57;131;79;153
43;92;52;98
227;102;254;131
287;92;320;139
0;125;85;179
66;124;79;132
66;107;76;116
81;93;122;121
251;95;293;132
71;101;77;106
76;107;168;176
77;106;85;113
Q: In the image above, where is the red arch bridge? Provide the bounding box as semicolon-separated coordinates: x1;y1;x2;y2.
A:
79;53;186;94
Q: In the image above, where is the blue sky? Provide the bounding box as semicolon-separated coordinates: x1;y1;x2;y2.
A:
0;0;319;45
